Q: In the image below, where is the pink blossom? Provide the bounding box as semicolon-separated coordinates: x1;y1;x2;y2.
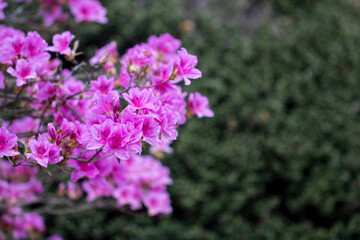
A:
141;116;161;146
123;88;158;112
0;0;7;20
61;76;84;96
8;117;40;134
113;185;142;210
70;0;108;24
188;92;214;118
24;213;45;234
91;75;114;94
104;124;141;160
27;135;62;167
47;144;63;165
174;48;202;85
47;31;75;55
160;89;187;124
148;33;181;55
70;158;99;182
35;81;56;101
66;181;83;200
117;67;131;88
150;136;173;155
92;91;120;115
82;181;112;202
156;107;178;140
23;31;50;63
90;41;118;66
144;192;172;216
87;119;114;150
121;44;153;73
0;127;19;157
39;6;68;27
7;59;37;86
150;63;177;93
27;135;50;167
0;26;24;47
1;35;25;61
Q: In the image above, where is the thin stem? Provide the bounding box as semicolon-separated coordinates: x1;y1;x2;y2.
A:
64;101;85;123
70;148;103;162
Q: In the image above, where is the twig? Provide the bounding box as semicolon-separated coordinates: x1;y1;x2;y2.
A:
64;101;85;123
70;148;104;162
0;85;27;109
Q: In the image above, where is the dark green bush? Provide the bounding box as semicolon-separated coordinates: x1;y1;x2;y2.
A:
47;0;360;239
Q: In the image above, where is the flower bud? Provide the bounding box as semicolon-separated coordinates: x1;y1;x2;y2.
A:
47;123;57;141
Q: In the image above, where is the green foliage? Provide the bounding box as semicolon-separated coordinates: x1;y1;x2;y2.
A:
48;0;360;239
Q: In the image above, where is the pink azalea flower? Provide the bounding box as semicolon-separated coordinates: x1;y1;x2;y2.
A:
113;185;142;210
0;26;24;47
0;71;4;89
27;135;61;167
150;136;173;155
188;92;214;118
156;107;178;140
35;81;56;101
8;117;40;134
47;31;75;55
82;181;113;202
27;135;50;167
23;31;50;63
7;59;37;86
70;0;108;24
90;41;118;66
143;192;172;216
91;75;114;94
66;181;83;200
39;6;68;27
0;0;7;20
61;76;84;96
148;33;181;55
24;213;45;234
104;124;140;160
160;89;187;124
123;88;158;112
121;44;153;73
70;158;99;182
141;115;161;146
117;67;131;88
87;119;115;150
0;127;19;157
1;35;25;62
174;48;202;85
92;91;120;115
150;63;177;93
47;144;63;165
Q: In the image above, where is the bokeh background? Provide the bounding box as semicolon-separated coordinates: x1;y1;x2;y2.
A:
43;0;360;239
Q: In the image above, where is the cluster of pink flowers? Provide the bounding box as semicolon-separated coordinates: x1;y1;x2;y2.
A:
0;4;214;237
77;155;173;216
0;161;45;239
36;0;108;26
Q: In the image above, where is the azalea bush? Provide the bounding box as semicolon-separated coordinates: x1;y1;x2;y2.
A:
0;1;214;239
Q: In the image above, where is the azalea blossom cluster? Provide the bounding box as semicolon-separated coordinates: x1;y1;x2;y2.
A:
0;161;45;239
1;0;107;26
0;3;213;239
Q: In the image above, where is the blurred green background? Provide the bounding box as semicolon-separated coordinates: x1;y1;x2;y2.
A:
46;0;360;239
